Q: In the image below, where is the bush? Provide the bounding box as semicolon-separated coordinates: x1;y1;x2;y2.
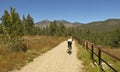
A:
0;36;27;53
9;39;27;52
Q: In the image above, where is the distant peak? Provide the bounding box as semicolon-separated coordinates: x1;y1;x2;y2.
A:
42;19;51;22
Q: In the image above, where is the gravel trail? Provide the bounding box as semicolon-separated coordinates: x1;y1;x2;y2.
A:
14;41;84;72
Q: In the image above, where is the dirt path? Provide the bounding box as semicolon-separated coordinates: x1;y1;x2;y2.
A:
14;41;84;72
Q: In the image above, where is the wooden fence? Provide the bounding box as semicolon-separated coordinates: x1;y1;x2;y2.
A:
75;37;120;72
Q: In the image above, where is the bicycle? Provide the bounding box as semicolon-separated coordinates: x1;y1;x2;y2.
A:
67;41;72;54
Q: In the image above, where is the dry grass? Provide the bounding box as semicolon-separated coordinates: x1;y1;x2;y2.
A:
101;47;120;72
0;52;27;72
102;46;120;58
0;35;66;72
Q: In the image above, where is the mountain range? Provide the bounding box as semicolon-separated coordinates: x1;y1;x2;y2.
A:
35;19;83;28
35;19;120;32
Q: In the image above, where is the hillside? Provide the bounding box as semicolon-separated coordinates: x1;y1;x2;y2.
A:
85;19;120;32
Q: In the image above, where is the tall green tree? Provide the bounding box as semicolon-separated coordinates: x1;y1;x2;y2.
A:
22;14;34;35
0;24;2;34
58;23;67;36
1;7;22;37
49;21;57;36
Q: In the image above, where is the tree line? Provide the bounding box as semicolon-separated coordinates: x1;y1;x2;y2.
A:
79;28;120;48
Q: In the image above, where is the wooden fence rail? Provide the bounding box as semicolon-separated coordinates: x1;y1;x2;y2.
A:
75;37;120;72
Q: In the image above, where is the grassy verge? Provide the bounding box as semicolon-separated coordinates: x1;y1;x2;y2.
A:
75;40;102;72
0;35;66;72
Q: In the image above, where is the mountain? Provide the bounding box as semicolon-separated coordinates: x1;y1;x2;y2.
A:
35;19;51;28
35;19;83;28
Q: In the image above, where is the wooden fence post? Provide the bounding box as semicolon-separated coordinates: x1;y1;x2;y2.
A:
98;46;101;65
83;41;85;47
80;40;83;46
91;43;94;61
86;42;88;50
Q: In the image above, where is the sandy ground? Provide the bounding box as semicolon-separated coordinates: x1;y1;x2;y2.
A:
13;41;84;72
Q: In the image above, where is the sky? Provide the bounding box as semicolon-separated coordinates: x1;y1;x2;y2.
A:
0;0;120;23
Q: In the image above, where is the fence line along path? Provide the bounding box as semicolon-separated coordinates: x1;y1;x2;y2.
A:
13;41;84;72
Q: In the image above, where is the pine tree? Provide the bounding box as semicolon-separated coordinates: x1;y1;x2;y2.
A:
1;10;10;37
22;14;34;35
49;21;57;36
59;23;67;36
0;24;2;34
1;7;23;37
